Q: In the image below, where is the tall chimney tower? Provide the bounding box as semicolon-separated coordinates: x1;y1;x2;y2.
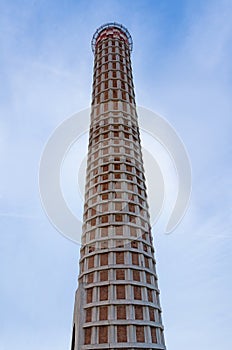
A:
71;23;166;350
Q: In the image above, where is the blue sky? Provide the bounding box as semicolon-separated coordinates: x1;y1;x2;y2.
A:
0;0;232;349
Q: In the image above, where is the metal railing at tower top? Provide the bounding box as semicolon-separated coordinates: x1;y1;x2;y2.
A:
91;22;133;53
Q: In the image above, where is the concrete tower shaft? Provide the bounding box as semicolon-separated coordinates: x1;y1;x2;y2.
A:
71;23;166;350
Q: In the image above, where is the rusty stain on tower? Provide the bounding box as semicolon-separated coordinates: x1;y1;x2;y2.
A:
71;23;166;349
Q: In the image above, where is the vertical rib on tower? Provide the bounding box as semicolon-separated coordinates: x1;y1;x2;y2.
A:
71;23;166;350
